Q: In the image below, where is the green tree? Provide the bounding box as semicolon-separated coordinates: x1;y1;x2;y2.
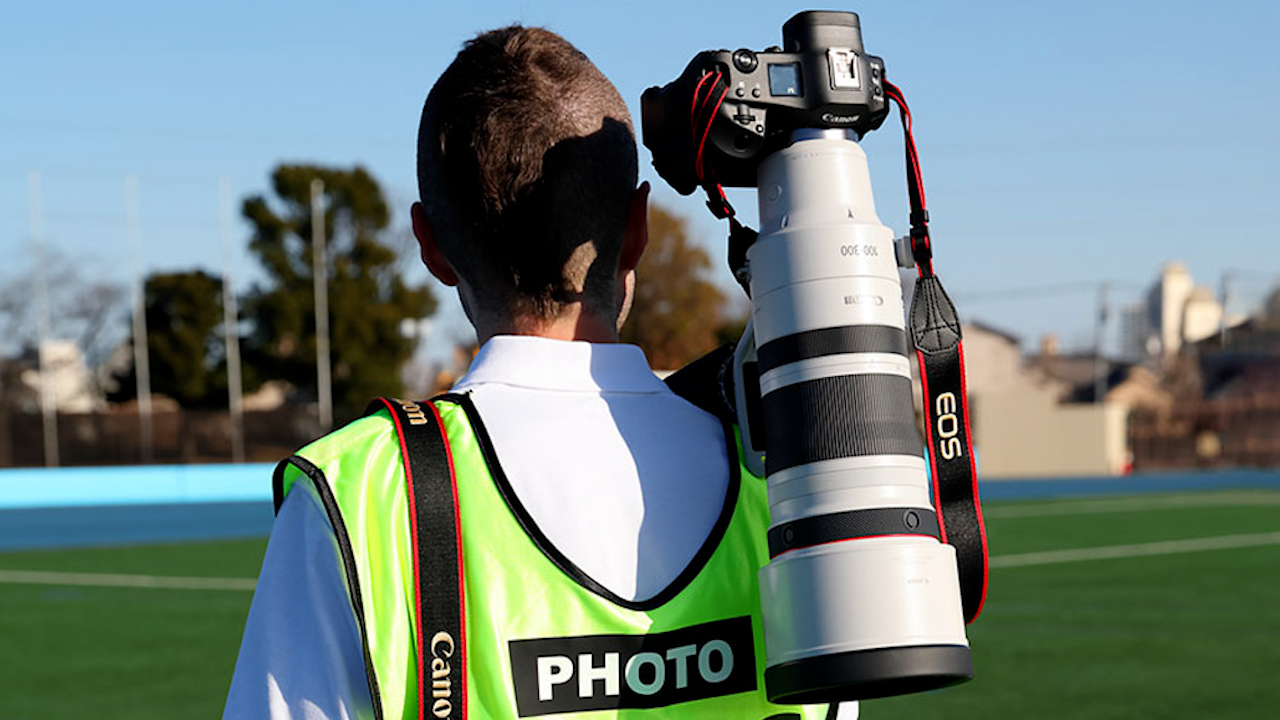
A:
241;164;436;414
109;270;228;408
621;205;731;370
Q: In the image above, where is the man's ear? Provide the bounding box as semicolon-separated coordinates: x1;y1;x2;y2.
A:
618;181;650;273
411;202;459;287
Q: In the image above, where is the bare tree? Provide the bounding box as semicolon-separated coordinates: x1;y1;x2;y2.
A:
0;247;128;394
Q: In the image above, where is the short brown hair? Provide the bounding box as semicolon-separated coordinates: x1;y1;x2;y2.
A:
417;26;638;320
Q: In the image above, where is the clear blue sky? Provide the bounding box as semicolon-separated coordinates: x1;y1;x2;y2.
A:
2;0;1277;354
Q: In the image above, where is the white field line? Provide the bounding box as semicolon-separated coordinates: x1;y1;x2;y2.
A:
3;531;1280;590
990;531;1280;568
0;569;256;591
983;491;1280;519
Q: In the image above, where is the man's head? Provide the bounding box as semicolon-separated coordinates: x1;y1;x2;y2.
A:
413;26;647;337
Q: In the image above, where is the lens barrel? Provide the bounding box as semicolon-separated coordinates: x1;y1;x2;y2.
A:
750;130;972;703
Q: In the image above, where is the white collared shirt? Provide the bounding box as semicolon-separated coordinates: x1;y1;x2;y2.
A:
453;336;731;602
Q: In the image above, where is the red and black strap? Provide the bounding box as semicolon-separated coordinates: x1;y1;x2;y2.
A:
882;81;933;275
368;397;467;720
884;82;989;623
687;67;761;294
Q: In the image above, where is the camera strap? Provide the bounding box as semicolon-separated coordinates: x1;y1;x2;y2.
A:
885;81;988;624
367;396;469;720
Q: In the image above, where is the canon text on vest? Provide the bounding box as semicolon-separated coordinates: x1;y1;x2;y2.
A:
395;398;429;426
429;631;456;718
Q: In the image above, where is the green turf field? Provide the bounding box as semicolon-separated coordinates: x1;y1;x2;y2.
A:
1;489;1277;720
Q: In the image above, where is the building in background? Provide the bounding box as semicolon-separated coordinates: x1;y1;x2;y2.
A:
960;324;1158;478
964;261;1279;477
14;340;101;413
1130;290;1280;470
1120;262;1229;360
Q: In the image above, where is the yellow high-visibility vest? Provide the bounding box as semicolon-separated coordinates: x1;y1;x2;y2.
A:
276;395;832;720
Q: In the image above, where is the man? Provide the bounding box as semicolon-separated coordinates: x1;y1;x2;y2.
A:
224;25;854;720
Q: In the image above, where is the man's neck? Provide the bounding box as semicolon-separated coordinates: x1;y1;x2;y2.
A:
474;305;619;345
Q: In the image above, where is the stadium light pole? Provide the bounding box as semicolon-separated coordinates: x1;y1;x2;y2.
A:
1218;271;1231;348
219;178;246;463
126;174;154;463
311;178;333;431
1093;282;1109;405
28;172;59;468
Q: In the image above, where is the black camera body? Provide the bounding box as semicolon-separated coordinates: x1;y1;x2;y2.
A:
642;11;890;194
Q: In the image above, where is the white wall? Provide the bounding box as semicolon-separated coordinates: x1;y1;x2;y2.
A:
972;388;1128;478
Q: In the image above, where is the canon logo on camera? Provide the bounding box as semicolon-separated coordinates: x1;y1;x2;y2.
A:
821;112;861;125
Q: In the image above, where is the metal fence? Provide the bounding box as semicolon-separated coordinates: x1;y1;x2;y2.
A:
8;396;1280;472
0;406;326;467
1129;393;1280;471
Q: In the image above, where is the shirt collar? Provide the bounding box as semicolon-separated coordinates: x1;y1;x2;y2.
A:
452;335;667;394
